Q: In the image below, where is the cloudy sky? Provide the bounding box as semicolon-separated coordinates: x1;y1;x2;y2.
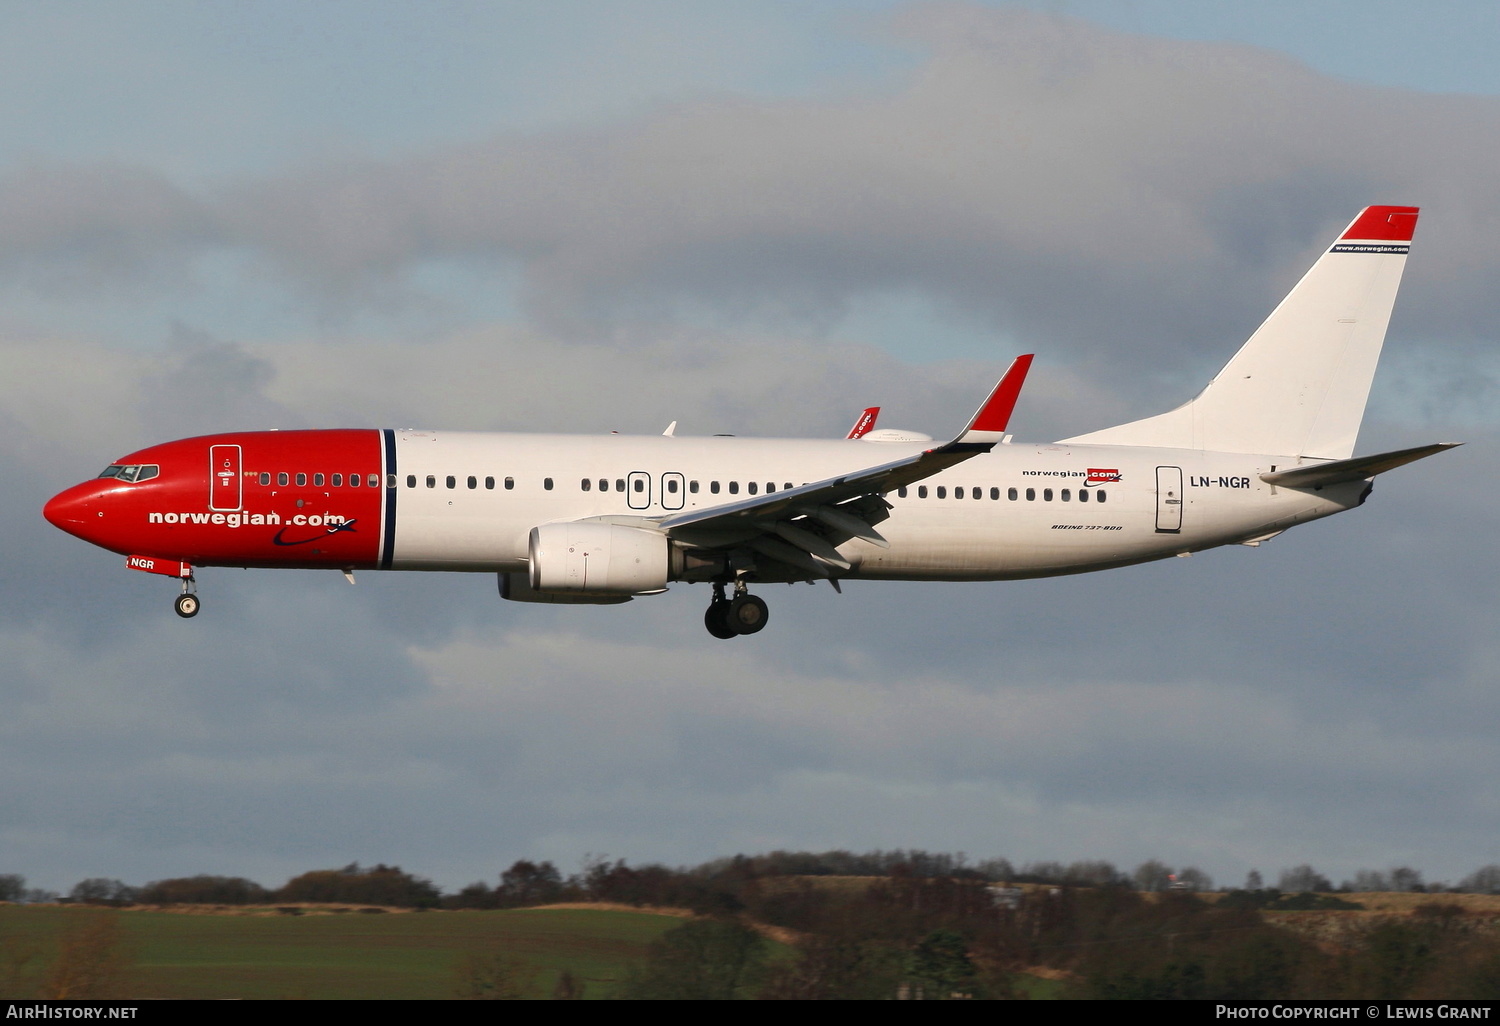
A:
4;0;1499;895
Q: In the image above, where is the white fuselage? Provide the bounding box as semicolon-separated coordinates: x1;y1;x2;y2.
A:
387;431;1363;579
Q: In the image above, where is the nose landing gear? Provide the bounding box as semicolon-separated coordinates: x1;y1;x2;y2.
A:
704;581;769;639
174;574;199;618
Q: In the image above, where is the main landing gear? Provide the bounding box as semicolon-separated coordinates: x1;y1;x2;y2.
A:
174;575;200;619
704;581;768;640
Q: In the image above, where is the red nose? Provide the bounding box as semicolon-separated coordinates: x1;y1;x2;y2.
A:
43;482;104;541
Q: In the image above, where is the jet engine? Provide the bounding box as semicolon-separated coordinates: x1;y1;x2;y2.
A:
527;522;670;595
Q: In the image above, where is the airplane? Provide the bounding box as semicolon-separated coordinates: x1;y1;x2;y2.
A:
43;205;1457;639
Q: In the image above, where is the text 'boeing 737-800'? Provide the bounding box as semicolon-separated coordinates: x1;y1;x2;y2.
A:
44;206;1457;638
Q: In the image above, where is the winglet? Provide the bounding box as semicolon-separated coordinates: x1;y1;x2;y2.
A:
846;407;880;439
955;354;1033;445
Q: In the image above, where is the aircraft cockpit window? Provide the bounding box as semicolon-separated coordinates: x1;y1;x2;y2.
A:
98;464;159;483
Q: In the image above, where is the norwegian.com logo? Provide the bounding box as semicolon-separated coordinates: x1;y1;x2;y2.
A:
1086;468;1122;486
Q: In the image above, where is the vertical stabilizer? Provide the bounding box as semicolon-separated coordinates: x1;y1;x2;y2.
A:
1060;206;1418;458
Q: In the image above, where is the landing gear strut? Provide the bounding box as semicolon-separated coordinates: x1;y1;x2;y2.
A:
704;581;769;639
174;575;199;619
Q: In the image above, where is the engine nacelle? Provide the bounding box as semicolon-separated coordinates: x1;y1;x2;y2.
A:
499;573;632;604
528;522;670;594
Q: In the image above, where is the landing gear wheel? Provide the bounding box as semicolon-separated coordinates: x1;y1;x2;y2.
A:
704;601;737;640
728;594;768;635
174;593;200;618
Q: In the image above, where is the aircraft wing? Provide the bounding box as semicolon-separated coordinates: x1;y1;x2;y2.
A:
656;355;1032;576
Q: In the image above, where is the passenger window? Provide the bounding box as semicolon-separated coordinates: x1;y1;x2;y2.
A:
313;473;325;487
936;486;946;499
667;479;679;493
766;482;775;493
918;486;928;498
1061;489;1070;501
406;475;416;488
544;478;554;490
446;476;455;489
784;483;793;491
615;479;625;492
689;481;699;493
1079;489;1089;503
748;482;758;495
296;473;307;486
632;478;643;492
710;481;720;494
898;486;908;498
369;475;379;488
468;476;477;489
259;472;271;486
1026;488;1035;501
1044;488;1053;501
485;477;495;489
385;474;396;488
1097;490;1107;503
504;477;514;490
350;473;360;487
990;487;999;500
581;479;591;491
332;474;342;487
278;473;289;486
426;475;436;488
599;479;608;492
729;481;739;495
1008;487;1017;500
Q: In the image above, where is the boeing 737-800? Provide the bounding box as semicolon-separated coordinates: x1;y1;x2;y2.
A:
44;206;1455;638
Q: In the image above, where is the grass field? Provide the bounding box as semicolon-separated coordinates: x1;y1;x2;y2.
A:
0;904;690;999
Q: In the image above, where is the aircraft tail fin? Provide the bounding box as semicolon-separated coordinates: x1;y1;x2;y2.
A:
1060;206;1419;459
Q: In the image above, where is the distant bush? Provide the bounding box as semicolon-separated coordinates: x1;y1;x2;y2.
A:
139;875;269;905
65;880;138;907
276;863;440;908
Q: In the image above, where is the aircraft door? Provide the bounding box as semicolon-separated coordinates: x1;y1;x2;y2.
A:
660;472;685;510
1155;465;1183;533
627;471;651;510
209;444;242;511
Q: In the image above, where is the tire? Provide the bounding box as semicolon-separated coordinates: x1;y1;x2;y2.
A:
174;593;200;618
704;601;737;639
728;594;768;635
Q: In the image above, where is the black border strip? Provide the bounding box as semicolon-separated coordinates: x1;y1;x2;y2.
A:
381;429;397;570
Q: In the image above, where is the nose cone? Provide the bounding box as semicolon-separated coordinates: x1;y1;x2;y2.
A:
44;482;103;540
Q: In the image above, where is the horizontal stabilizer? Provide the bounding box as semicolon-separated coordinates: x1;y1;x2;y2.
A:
1260;442;1460;489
